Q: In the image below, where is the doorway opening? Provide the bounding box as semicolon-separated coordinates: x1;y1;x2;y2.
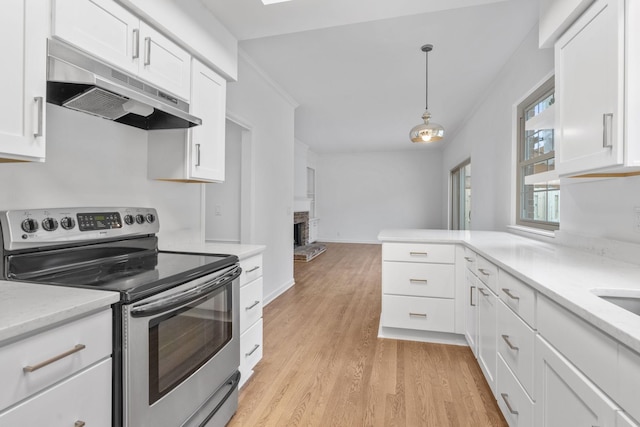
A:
451;159;471;230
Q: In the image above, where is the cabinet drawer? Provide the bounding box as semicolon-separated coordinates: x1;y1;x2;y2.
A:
0;358;112;426
382;262;454;298
497;300;535;397
497;355;534;427
240;318;263;374
618;345;640;422
537;295;617;399
499;270;536;328
0;309;112;410
240;254;263;287
382;243;455;264
463;247;477;273
240;277;263;334
476;255;498;292
381;295;455;332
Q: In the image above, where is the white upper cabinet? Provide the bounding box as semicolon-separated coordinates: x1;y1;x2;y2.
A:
147;59;226;183
555;0;640;176
52;0;191;101
0;1;48;162
188;59;226;182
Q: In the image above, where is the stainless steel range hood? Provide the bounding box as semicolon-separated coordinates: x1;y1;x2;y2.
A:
46;39;201;130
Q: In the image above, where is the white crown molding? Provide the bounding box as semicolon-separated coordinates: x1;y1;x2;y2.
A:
238;48;300;108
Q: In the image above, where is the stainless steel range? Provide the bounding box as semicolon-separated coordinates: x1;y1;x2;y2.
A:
0;207;241;427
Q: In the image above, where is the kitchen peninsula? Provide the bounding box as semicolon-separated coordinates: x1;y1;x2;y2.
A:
379;229;640;426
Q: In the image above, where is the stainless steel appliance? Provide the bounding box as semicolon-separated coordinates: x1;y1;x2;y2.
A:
0;207;241;427
47;39;202;130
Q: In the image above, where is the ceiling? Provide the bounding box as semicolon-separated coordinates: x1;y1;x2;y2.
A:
202;0;540;154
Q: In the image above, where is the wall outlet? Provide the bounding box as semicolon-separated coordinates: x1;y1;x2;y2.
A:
635;207;640;232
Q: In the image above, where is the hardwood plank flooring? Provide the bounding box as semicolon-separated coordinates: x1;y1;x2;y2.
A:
228;243;507;427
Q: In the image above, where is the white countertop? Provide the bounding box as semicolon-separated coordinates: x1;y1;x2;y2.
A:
0;281;119;345
159;241;265;259
379;229;640;353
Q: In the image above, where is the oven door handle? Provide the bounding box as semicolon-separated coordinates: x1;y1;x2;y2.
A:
130;265;241;318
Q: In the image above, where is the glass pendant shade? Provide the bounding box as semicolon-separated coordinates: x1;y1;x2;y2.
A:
410;110;444;143
410;44;444;143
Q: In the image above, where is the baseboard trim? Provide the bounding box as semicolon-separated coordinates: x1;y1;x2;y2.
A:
317;238;382;245
378;324;469;346
263;278;295;306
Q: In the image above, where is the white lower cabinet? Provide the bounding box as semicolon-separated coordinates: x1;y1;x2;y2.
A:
497;355;534;427
380;243;457;338
535;335;618;427
0;309;113;425
239;252;264;387
464;269;478;356
477;282;497;394
0;359;112;427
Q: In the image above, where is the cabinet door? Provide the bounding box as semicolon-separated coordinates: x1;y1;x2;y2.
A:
555;0;625;174
464;270;478;356
0;0;47;161
535;336;618;427
188;59;226;181
477;285;497;394
52;0;139;75
138;21;191;101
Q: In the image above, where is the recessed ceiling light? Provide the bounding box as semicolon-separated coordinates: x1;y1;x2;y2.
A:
261;0;292;4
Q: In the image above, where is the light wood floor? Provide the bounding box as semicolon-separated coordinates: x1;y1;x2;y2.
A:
228;243;507;427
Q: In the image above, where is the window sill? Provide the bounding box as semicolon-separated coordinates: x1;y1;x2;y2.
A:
507;225;556;239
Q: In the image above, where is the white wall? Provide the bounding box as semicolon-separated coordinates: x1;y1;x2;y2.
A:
227;55;296;304
317;150;444;243
442;25;554;231
560;176;640;243
205;120;242;243
1;105;203;242
294;140;309;199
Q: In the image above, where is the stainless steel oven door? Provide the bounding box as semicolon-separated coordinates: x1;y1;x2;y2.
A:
123;264;240;427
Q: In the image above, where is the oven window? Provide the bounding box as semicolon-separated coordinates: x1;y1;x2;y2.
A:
148;283;232;405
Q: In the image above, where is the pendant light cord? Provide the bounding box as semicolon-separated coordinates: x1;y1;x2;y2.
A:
425;49;429;111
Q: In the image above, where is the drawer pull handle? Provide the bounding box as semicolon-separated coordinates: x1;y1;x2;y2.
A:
409;251;428;256
502;288;520;300
478;288;490;297
478;268;491;276
409;278;428;284
464;257;474;262
246;266;261;273
23;344;86;373
501;393;519;415
246;300;260;310
245;344;260;357
409;312;427;318
75;422;86;427
470;286;476;307
502;334;519;351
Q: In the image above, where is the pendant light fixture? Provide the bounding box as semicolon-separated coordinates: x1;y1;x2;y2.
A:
410;44;444;143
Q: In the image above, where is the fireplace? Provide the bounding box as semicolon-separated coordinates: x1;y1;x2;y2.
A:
293;211;309;247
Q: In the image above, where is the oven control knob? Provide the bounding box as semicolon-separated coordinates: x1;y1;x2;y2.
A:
124;214;134;225
21;218;39;233
145;213;156;224
135;214;145;224
42;218;59;231
60;217;76;230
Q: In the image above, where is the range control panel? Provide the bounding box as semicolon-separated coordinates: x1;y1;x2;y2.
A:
0;207;159;251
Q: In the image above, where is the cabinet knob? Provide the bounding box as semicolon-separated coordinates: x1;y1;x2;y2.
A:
75;421;86;427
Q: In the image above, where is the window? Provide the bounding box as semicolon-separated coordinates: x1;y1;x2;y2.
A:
516;77;559;230
451;159;471;230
